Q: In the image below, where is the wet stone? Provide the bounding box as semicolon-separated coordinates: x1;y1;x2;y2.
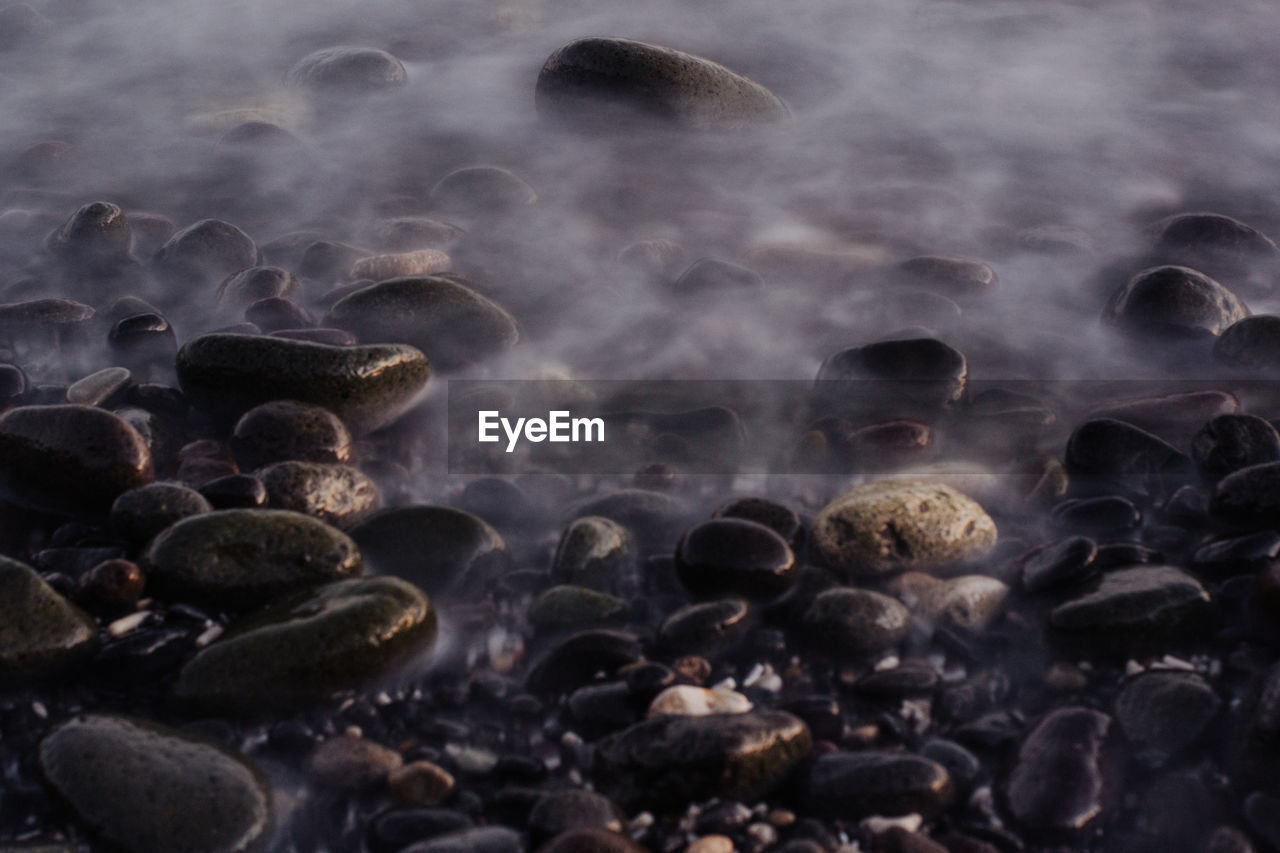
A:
0;298;93;331
593;711;810;810
259;461;380;529
657;598;751;657
176;333;430;435
672;257;763;293
230;399;352;470
78;558;146;610
38;713;272;853
371;216;464;252
351;249;452;282
1005;707;1124;837
66;366;131;407
571;489;690;554
816;338;967;413
110;482;213;547
895;573;1009;634
713;496;805;554
0;556;97;675
287;46;408;92
0;404;153;514
199;473;267;509
524;629;644;696
1114;671;1220;766
893;255;998;298
143;508;362;607
803;587;910;658
528;585;627;632
527;789;622;844
1192;414;1280;483
802;751;953;820
109;311;177;368
349;505;510;596
174;576;437;709
300;240;368;281
1018;536;1099;594
1211;461;1280;528
1064;418;1189;499
216;266;298;309
648;684;752;717
811;480;997;579
1215;315;1280;370
1193;531;1280;576
854;661;940;699
154;218;258;286
45;201;131;265
324;275;518;370
310;732;403;791
676;518;796;600
1049;566;1213;656
1104;264;1246;338
1050;495;1142;536
243;296;313;332
535;37;789;129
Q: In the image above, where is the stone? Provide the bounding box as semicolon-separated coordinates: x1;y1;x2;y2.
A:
0;404;153;514
176;333;430;434
538;828;647;853
1103;264;1247;338
535;37;789;128
174;576;437;708
258;461;380;529
78;558;146;609
657;598;751;657
672;258;763;293
0;556;96;675
349;505;510;596
371;216;464;252
676;518;796;600
110;482;213;546
38;714;272;853
66;366;131;407
803;587;911;658
368;809;473;853
528;585;627;632
1192;414;1280;482
143;508;362;607
1018;536;1099;593
816;338;967;413
890;572;1008;633
154;219;258;285
1005;707;1124;836
428;167;536;217
350;249;451;281
524;629;644;695
712;496;805;553
527;789;622;844
570;489;690;553
199;473;267;510
324;276;518;370
388;761;456;807
216;266;298;310
1212;462;1280;528
811;480;997;578
593;711;811;809
1049;566;1213;656
1114;671;1220;766
1215;315;1280;369
893;255;997;298
287;46;407;92
1064;418;1189;499
399;827;523;853
229;400;353;470
647;684;752;717
310;733;403;790
802;751;953;819
45;201;131;264
1151;211;1279;288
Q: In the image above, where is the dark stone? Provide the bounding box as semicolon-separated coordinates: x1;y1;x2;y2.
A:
324;276;518;370
77;558;146;609
567;681;640;738
893;255;997;298
110;482;212;546
109;313;177;369
593;711;811;809
271;327;359;346
1103;265;1246;338
676;518;796;600
1192;414;1280;482
853;661;940;699
779;695;842;742
399;826;523;853
176;333;430;434
259;461;380;529
230;400;352;470
1211;462;1280;528
535;37;788;129
287;46;408;92
143;508;362;607
712;496;805;554
528;585;628;633
919;738;982;794
1018;536;1099;594
199;473;267;509
1151;212;1279;288
244;296;313;333
570;489;690;554
299;240;368;281
525;630;644;696
803;587;910;658
538;828;646;853
349;505;510;596
38;714;272;853
175;576;437;709
1193;531;1280;576
1005;707;1124;837
1049;566;1213;656
1064;417;1190;499
657;598;751;656
154;219;259;286
1215;315;1280;370
527;789;622;845
368;808;473;853
1115;671;1220;766
0;404;153;514
816;338;967;413
216;266;299;310
45;201;131;264
0;556;97;675
1050;495;1142;536
802;751;953;819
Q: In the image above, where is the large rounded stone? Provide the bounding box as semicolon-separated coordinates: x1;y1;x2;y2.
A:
0;404;153;514
535;37;788;129
258;461;380;529
0;556;96;675
1103;265;1247;338
802;751;953;819
1115;671;1220;766
593;711;811;809
109;482;213;547
802;587;911;657
1048;566;1213;656
174;576;437;708
349;505;510;596
176;333;429;434
229;400;353;470
1192;414;1280;482
45;201;131;264
811;480;997;578
143;509;362;607
676;518;796;600
287;46;407;92
154;219;258;286
324;276;518;370
39;714;272;853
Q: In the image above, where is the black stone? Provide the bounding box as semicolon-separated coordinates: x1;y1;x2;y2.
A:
676;518;796;600
1192;414;1280;482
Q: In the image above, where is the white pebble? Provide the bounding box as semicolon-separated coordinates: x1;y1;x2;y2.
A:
106;610;151;637
860;813;922;833
195;624;224;647
648;685;752;718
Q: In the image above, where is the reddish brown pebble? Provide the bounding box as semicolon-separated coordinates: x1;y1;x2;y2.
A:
387;760;456;806
309;733;403;791
79;559;145;608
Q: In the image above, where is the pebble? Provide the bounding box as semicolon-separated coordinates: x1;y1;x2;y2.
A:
371;216;464;252
1114;671;1220;766
44;200;131;265
893;255;998;298
350;249;452;281
593;711;811;809
38;713;272;853
539;828;648;853
286;46;408;92
713;496;805;554
1215;315;1280;369
176;332;430;434
175;576;436;708
889;573;1009;634
199;473;268;509
802;751;953;819
1103;264;1247;338
676;518;796;600
349;505;510;596
811;480;997;578
657;598;751;657
1151;211;1279;288
1049;566;1213;656
570;489;690;553
672;257;763;293
0;556;97;675
244;296;313;332
1191;414;1280;482
0;404;153;514
1064;417;1189;499
1018;536;1099;593
647;684;752;717
524;629;645;695
398;826;523;853
324;275;518;370
153;218;259;286
77;558;146;609
1211;461;1280;528
527;789;623;843
816;338;967;412
388;761;456;807
803;587;911;658
258;461;380;529
65;366;131;407
1005;707;1123;836
550;516;636;592
367;808;474;853
229;399;353;470
144;508;361;607
216;265;298;310
528;585;628;632
428;167;537;217
535;37;789;129
310;732;404;791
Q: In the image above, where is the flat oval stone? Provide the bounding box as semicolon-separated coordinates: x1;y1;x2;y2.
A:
230;400;352;470
143;508;362;607
176;333;430;435
350;249;451;281
1192;414;1280;482
593;711;810;809
1049;566;1213;656
1005;707;1124;837
893;255;998;298
535;37;788;129
174;576;436;708
154;219;258;285
712;497;805;553
0;556;96;675
571;489;690;553
1212;461;1280;528
324;276;518;370
239;296;309;334
528;585;627;632
1114;671;1220;766
1104;265;1246;337
258;461;380;529
811;480;997;578
803;587;910;658
0;404;153;514
45;200;131;263
349;505;510;596
287;46;407;92
676;518;796;600
66;366;131;407
1215;315;1280;369
0;298;94;328
1018;536;1099;594
657;598;751;656
39;713;272;853
524;629;644;696
802;751;953;819
110;482;212;547
216;266;298;310
550;516;636;593
527;789;623;844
